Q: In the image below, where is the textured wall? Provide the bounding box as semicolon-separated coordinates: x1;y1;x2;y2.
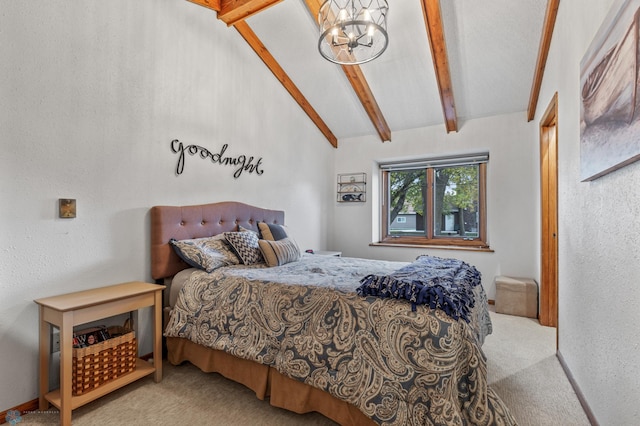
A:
0;1;333;409
332;112;540;300
535;0;640;423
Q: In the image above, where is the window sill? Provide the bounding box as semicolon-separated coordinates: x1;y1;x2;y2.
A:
369;242;494;253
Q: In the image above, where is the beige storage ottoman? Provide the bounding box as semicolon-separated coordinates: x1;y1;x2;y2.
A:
494;276;538;318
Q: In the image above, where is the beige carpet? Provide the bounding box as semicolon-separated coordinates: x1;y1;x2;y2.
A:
483;309;590;426
19;310;590;425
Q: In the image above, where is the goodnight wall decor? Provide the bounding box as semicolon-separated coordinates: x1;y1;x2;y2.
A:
170;139;264;178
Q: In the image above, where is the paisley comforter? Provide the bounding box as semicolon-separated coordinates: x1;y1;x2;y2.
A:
164;255;515;425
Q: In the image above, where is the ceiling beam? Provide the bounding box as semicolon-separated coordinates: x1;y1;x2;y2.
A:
187;0;338;147
341;65;392;142
303;0;392;142
527;0;560;122
191;0;391;143
186;0;221;12
420;0;457;133
234;21;339;147
218;0;283;26
188;0;282;23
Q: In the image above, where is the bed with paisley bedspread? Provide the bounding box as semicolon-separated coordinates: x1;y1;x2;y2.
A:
151;201;516;426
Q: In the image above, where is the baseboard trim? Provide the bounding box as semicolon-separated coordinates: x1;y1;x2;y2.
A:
557;350;599;426
0;398;39;425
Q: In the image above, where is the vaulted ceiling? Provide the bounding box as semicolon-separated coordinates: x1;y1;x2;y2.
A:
187;0;559;148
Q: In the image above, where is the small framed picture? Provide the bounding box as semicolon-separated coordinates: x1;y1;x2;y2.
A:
59;199;76;218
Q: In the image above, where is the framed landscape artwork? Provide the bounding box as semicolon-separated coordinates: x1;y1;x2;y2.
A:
580;0;640;181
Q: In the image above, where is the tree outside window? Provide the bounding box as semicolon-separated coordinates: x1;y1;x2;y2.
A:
382;159;487;248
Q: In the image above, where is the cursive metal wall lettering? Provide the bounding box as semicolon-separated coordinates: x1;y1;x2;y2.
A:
171;139;264;178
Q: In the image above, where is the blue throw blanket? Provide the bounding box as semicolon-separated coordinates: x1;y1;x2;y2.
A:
357;255;481;322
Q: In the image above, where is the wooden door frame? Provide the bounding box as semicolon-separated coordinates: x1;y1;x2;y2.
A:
539;92;559;329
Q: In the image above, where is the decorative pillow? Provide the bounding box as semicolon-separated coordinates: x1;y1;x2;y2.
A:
258;238;301;267
258;222;290;241
238;225;259;235
223;231;264;265
170;237;240;272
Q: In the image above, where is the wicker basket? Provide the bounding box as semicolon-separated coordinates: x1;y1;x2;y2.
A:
72;326;137;396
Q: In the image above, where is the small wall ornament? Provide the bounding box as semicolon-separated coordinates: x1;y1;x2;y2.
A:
59;199;76;218
337;173;366;202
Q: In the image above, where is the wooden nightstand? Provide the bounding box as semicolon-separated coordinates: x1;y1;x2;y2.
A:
34;281;165;426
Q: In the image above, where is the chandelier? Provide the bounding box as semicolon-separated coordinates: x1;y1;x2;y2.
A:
318;0;389;65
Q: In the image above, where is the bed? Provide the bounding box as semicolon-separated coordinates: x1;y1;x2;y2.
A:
150;201;515;426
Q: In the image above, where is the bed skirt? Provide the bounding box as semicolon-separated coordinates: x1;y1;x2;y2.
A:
166;336;375;425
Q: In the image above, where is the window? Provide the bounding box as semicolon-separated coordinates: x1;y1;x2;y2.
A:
379;153;488;249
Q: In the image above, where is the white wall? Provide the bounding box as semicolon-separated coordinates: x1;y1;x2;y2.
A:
0;1;334;410
332;112;540;300
534;0;640;423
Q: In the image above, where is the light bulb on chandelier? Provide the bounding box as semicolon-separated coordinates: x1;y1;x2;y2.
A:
318;0;389;65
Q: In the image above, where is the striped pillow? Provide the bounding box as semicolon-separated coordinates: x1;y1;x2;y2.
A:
258;238;301;267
